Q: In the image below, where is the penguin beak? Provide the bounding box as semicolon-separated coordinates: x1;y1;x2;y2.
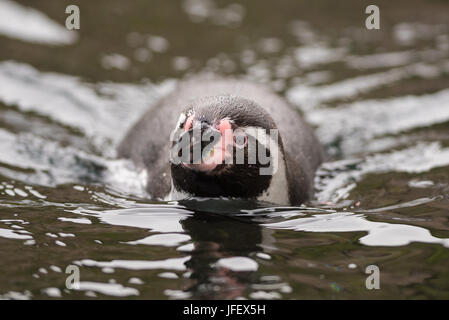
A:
180;121;233;172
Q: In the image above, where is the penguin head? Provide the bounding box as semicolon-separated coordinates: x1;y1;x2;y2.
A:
169;95;282;199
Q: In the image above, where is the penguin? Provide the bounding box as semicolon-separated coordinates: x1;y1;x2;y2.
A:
117;77;323;205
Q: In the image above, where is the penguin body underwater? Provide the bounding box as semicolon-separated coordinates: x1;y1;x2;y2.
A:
118;78;323;205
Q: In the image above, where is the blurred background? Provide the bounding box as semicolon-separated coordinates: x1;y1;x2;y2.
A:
0;0;449;300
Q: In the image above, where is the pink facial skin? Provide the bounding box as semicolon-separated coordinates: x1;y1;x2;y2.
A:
218;119;234;156
184;115;194;132
182;118;235;172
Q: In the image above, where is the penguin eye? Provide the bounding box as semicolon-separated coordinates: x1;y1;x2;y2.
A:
233;133;248;149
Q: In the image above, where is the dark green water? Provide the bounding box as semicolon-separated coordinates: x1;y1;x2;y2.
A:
0;0;449;299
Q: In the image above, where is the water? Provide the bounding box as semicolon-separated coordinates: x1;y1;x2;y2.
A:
1;0;449;299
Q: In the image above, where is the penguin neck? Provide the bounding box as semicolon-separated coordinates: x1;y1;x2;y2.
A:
166;180;191;201
257;150;289;205
167;151;290;205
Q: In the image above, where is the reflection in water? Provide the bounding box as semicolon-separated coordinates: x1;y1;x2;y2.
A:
180;210;264;299
49;197;448;299
68;200;274;299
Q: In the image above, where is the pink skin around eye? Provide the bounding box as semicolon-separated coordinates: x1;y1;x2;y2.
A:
218;119;233;153
184;115;194;131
